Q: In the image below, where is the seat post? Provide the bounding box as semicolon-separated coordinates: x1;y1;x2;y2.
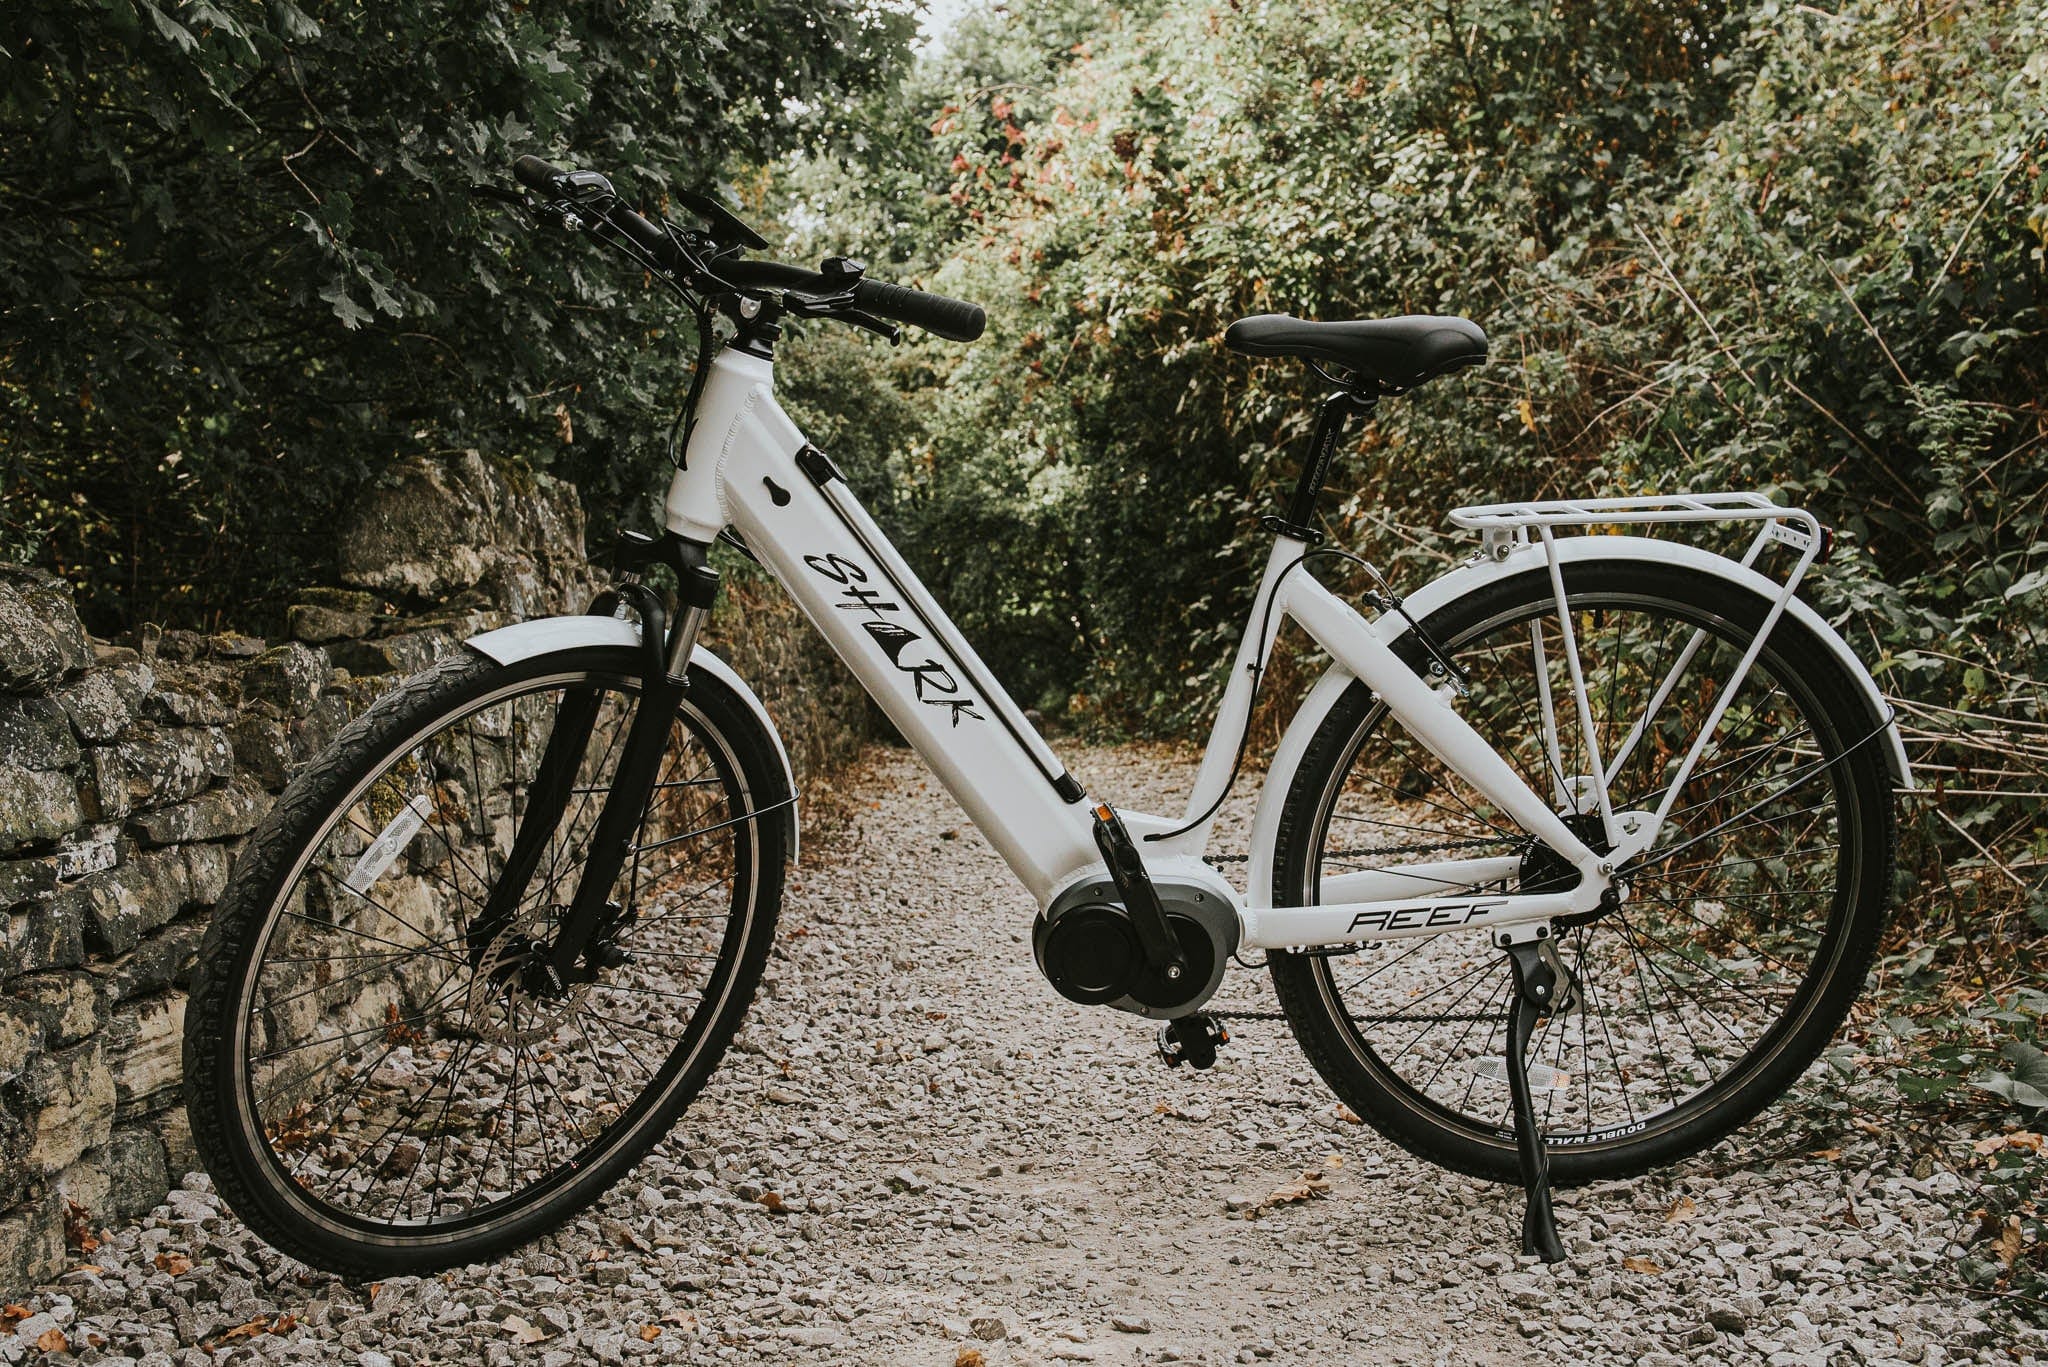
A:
1268;389;1377;543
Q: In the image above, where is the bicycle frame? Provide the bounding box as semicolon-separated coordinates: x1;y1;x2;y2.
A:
657;345;1662;954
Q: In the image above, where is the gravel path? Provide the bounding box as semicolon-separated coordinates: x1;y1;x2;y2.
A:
10;743;2044;1366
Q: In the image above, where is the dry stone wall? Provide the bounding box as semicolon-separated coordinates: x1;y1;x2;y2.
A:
0;453;634;1294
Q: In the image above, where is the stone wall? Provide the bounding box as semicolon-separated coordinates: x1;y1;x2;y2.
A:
0;453;661;1294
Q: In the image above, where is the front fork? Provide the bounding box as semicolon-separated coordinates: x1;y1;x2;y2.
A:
465;532;721;986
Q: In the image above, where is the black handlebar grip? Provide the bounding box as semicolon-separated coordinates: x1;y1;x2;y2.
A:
853;279;986;343
513;154;565;194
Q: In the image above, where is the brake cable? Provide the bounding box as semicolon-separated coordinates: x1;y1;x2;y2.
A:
1142;544;1464;844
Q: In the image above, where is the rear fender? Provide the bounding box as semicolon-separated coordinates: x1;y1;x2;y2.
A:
1245;535;1909;910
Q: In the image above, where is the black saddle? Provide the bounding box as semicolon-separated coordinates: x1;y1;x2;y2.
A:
1224;313;1488;390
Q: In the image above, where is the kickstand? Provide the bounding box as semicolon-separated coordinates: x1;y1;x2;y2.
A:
1500;934;1569;1264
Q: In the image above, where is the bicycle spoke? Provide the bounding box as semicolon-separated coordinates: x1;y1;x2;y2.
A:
221;663;764;1246
1298;580;1873;1153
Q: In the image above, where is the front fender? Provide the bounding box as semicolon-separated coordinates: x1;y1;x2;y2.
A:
1245;535;1909;909
465;616;799;862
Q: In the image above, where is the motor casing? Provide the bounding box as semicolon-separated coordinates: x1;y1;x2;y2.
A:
1033;875;1238;1020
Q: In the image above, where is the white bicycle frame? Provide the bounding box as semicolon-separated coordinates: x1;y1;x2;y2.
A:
506;346;1908;955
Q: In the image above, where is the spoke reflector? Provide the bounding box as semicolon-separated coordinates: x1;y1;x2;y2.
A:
1471;1056;1573;1092
345;794;434;895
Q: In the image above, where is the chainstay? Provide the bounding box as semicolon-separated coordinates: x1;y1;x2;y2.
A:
1205;834;1518;866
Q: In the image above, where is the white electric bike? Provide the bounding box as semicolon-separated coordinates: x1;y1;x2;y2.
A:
184;156;1910;1277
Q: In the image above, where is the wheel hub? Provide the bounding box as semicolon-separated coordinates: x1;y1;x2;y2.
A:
1520;812;1630;929
462;919;589;1045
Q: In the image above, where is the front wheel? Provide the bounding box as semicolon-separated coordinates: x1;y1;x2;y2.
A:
1270;559;1895;1184
183;644;790;1277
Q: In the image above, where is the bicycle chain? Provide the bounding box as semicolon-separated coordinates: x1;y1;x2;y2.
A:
1205;1006;1508;1023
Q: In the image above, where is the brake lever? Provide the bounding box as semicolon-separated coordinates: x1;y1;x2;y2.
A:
470;183;584;233
839;308;901;346
782;287;858;318
783;290;901;346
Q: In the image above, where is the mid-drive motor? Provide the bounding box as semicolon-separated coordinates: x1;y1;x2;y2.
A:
1032;876;1237;1019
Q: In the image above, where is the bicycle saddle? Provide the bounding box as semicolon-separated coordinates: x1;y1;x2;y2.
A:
1224;313;1487;389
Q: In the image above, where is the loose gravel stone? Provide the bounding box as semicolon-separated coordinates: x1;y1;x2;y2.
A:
5;744;2045;1364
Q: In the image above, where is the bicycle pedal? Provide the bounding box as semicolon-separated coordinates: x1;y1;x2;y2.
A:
1155;1013;1229;1071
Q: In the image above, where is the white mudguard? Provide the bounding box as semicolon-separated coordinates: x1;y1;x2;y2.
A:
1245;535;1911;908
463;616;799;861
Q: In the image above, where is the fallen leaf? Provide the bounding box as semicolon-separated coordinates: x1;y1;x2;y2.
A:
1257;1169;1332;1212
1334;1106;1363;1125
1622;1255;1663;1275
1665;1196;1697;1222
63;1199;100;1254
0;1306;27;1326
271;1314;298;1334
36;1328;67;1353
2010;1131;2044;1153
1973;1134;2006;1156
603;1218;651;1253
1993;1216;2024;1268
213;1316;271;1344
955;1350;987;1367
757;1191;786;1214
501;1314;547;1344
153;1252;194;1276
379;1141;422;1178
1811;1147;1843;1162
638;1325;662;1342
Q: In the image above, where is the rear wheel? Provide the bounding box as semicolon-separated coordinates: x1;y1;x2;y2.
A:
184;645;789;1276
1271;560;1895;1182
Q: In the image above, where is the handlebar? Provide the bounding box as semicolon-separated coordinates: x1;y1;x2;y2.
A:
718;262;986;343
511;154;985;344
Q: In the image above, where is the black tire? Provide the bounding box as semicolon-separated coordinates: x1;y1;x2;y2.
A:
183;645;790;1276
1270;560;1895;1184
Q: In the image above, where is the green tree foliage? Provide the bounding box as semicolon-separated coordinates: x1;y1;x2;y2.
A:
0;0;916;631
776;0;2047;734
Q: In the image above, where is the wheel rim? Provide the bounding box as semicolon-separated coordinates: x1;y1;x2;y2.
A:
228;668;760;1241
1296;585;1869;1152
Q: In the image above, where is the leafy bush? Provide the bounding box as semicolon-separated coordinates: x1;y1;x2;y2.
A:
0;0;916;632
776;0;2047;737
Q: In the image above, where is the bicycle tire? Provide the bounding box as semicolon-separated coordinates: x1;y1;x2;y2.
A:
183;644;789;1276
1270;559;1895;1184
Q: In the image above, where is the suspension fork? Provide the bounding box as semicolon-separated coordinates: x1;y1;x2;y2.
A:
466;681;604;965
463;534;722;981
544;535;721;983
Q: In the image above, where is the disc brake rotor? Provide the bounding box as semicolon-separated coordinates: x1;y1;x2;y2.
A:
461;922;589;1045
